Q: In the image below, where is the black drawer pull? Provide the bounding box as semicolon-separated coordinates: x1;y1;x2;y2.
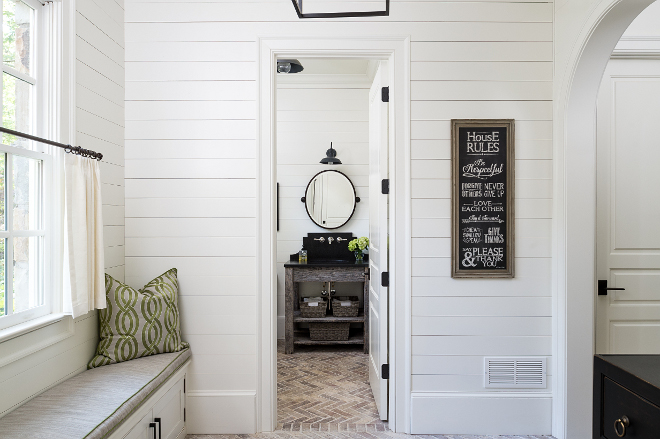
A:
614;415;630;437
149;422;157;439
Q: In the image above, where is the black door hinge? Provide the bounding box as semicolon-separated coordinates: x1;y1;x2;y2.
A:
382;364;390;379
381;272;389;287
381;179;389;195
366;267;370;279
184;408;186;422
381;86;389;102
184;378;186;393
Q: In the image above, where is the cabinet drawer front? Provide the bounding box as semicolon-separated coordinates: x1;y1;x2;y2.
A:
292;267;365;282
153;376;185;439
603;377;660;438
123;410;155;439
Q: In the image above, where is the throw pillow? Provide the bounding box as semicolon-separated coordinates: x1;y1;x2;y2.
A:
88;268;188;368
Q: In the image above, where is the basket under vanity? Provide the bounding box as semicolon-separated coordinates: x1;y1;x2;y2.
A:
284;259;369;354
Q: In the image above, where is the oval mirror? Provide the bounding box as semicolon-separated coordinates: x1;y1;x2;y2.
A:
304;170;358;229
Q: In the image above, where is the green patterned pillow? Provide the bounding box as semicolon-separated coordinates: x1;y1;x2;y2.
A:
88;268;188;369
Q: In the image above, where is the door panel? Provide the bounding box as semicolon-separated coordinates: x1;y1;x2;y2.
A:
596;59;660;354
368;61;388;420
123;410;155;439
153;376;185;439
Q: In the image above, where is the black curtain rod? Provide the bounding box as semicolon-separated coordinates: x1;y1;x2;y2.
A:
0;126;103;161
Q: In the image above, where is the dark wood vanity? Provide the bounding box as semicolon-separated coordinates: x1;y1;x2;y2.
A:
284;260;369;354
593;355;660;438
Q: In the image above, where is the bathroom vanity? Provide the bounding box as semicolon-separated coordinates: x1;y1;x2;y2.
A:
284;260;369;354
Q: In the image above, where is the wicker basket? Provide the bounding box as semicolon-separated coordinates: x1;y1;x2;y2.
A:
309;322;350;341
332;296;360;317
299;297;328;318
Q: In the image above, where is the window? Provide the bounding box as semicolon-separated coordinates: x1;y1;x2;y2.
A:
0;0;52;330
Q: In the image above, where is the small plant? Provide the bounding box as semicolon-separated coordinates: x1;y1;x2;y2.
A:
348;237;369;251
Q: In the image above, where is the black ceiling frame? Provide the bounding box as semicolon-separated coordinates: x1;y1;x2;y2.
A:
290;0;390;19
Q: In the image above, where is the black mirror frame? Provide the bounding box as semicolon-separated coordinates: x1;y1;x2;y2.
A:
300;169;360;230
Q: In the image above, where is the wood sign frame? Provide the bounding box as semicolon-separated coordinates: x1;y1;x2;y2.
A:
451;119;515;278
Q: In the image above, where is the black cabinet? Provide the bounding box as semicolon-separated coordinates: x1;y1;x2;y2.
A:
594;355;660;438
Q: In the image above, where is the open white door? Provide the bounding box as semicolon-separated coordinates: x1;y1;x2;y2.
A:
596;59;660;354
368;61;388;420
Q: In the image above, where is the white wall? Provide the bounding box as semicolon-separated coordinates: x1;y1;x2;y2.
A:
276;73;370;339
125;0;553;434
0;0;125;417
616;0;660;52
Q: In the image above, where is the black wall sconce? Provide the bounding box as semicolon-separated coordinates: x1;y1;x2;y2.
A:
320;143;341;165
277;59;304;74
290;0;389;19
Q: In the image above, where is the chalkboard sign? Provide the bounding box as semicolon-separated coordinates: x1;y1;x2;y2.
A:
451;119;515;278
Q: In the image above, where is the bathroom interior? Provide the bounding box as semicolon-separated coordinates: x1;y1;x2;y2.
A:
275;56;389;428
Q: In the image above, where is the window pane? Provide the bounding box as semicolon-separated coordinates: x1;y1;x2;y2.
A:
0;239;4;316
13;235;42;314
0;154;5;231
2;72;32;147
13;155;41;230
3;0;33;74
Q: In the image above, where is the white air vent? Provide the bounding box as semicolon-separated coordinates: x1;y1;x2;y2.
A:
485;357;546;389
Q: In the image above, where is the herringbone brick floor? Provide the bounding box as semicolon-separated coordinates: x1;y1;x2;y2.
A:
187;342;555;439
277;342;384;430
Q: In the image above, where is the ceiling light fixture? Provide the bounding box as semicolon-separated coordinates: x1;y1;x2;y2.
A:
277;59;304;74
320;143;342;165
290;0;389;19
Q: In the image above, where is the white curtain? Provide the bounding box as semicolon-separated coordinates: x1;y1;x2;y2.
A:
63;154;106;318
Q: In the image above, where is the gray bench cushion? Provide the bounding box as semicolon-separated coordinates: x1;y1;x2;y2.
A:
0;348;190;439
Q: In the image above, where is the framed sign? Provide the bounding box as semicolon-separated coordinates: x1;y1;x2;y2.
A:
451;119;515;278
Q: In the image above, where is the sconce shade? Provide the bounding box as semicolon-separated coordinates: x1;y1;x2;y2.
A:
277;59;304;74
320;143;342;164
291;0;389;19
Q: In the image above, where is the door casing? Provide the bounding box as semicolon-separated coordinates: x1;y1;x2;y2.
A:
256;36;412;433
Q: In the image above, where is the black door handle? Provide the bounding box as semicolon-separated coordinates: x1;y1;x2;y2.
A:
154;418;162;439
149;422;157;439
598;279;625;296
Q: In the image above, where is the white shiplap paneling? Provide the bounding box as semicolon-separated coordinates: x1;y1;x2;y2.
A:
125;0;552;434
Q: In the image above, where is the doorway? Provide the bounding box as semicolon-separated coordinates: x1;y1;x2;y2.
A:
556;0;657;437
595;8;660;353
256;37;411;434
274;56;388;429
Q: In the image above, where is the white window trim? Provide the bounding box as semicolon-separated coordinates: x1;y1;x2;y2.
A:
0;0;70;334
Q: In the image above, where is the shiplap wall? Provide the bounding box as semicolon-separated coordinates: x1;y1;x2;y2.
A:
78;0;126;281
276;74;370;339
125;0;552;434
0;0;125;417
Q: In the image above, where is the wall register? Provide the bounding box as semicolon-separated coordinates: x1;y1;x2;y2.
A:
452;119;515;278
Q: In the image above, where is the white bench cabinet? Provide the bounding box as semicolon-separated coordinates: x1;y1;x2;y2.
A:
110;362;188;439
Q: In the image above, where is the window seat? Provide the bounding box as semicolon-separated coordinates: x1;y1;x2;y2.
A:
0;347;191;439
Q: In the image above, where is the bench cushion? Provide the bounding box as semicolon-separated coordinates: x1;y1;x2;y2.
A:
0;347;190;439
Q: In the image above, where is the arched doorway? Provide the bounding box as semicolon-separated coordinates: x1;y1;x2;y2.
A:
555;0;656;437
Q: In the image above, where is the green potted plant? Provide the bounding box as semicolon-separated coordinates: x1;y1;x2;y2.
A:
348;237;369;263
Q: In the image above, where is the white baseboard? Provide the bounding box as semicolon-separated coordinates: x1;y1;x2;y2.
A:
186;391;256;434
410;392;552;435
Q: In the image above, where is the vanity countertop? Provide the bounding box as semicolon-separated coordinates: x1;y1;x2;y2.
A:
284;260;368;268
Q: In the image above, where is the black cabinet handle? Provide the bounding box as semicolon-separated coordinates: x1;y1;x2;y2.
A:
149;422;157;439
614;415;629;437
154;418;162;439
598;279;625;296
